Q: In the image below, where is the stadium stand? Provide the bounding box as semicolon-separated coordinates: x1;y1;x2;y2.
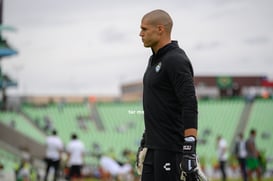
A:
0;147;20;173
197;98;245;166
96;102;144;159
20;102;145;164
0;111;45;144
22;103;93;143
19;99;249;167
1;97;273;179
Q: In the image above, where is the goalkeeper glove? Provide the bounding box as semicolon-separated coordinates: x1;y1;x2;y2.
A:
136;147;147;175
136;132;147;175
180;136;208;181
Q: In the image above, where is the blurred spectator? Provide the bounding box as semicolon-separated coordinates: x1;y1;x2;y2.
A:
106;147;117;161
58;97;66;112
15;158;32;181
91;142;101;158
216;135;228;181
20;147;31;164
122;149;138;180
234;133;247;181
246;129;262;181
0;162;6;180
44;130;63;181
77;116;87;131
122;149;136;167
245;87;256;102
43;116;53;133
34;118;40;128
9;119;16;128
66;133;85;181
261;88;270;99
99;155;133;181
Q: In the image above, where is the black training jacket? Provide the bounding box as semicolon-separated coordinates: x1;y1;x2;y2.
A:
142;41;198;152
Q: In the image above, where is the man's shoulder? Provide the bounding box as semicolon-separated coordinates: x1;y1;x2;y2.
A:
49;136;62;142
162;48;192;74
164;47;189;64
69;140;84;147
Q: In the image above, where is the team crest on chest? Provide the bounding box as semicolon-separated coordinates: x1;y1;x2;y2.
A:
155;62;162;72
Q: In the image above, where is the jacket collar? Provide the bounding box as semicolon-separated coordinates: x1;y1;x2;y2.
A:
152;40;178;57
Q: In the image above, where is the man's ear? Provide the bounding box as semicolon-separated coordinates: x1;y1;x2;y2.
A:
157;25;165;34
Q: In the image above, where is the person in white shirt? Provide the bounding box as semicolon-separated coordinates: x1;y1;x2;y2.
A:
66;133;85;181
216;135;228;181
99;155;132;179
44;130;63;181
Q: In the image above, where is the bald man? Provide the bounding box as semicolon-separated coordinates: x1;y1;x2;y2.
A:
136;9;207;181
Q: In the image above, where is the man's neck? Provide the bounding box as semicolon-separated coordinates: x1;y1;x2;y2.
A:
152;39;171;54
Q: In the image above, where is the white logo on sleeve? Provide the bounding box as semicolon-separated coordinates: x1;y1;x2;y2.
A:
163;162;171;171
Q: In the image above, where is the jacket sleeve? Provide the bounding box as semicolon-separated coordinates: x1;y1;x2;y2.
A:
166;52;198;130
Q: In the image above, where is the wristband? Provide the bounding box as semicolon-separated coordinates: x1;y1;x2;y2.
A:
183;136;196;154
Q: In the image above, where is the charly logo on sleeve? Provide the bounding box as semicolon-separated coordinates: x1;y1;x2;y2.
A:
155;62;162;72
